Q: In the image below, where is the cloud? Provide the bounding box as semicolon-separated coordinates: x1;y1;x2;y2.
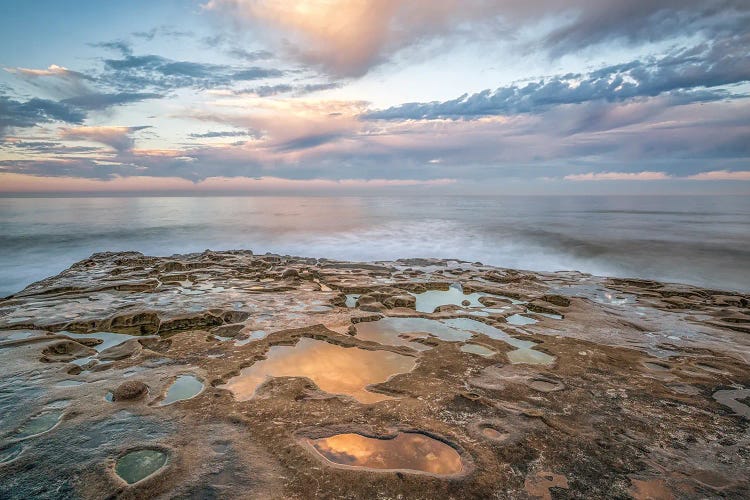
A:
564;171;670;181
61;92;162;110
5;62;163;113
367;34;750;120
59;125;150;152
132;26;193;41
228;48;274;61
203;0;750;77
0;95;86;136
188;130;254;138
565;170;750;181
5;64;94;97
102;54;284;91
234;82;340;97
89;40;133;56
0;172;456;194
686;170;750;180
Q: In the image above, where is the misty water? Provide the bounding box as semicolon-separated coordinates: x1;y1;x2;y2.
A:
1;195;748;296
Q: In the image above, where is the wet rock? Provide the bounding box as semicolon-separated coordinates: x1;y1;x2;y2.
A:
113;381;148;401
527;300;564;316
541;294;571;307
211;324;245;338
40;340;96;363
382;294;416;309
99;339;142;361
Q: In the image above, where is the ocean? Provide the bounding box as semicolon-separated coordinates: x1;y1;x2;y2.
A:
1;195;748;296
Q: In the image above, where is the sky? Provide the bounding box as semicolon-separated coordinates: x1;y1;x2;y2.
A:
0;0;748;195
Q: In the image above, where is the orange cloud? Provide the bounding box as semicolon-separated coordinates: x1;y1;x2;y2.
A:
203;0;497;76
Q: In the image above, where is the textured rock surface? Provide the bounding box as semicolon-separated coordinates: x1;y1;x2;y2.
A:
0;250;748;499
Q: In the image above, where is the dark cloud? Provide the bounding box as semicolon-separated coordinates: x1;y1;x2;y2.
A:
228;48;274;62
232;67;284;80
102;54;284;91
0;140;101;154
235;82;341;97
0;95;85;135
132;26;193;41
236;84;294;97
367;35;750;120
89;40;132;56
540;0;750;57
274;132;345;152
61;92;162;110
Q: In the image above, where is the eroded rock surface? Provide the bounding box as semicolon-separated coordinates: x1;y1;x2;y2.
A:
0;250;748;499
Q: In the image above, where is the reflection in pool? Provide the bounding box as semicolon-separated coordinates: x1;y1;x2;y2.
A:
308;432;463;475
115;449;168;484
505;314;538;326
354;317;472;347
345;294;360;308
158;375;204;406
14;410;64;440
460;343;495;357
411;285;486;313
220;338;416;403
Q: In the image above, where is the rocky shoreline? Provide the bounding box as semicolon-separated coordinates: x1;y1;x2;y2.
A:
0;250;748;499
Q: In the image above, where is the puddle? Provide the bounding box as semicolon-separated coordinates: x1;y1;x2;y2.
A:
0;443;24;464
221;338;416;403
345;294;360;308
550;284;634;305
235;330;268;346
61;331;140;352
506;314;538;326
105;391;114;402
3;330;42;341
713;388;750;419
411;285;486;313
55;380;85;388
307;432;463;475
535;312;563;320
158;375;204;406
115;449;168;484
14;409;64;440
507;348;555;365
460;344;496;357
355;317;472;346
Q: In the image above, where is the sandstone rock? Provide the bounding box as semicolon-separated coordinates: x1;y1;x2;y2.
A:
99;339;142;361
112;381;148;401
541;294;571;307
41;340;96;363
281;269;299;278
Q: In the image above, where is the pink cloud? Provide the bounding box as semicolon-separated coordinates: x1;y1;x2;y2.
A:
0;173;455;193
686;170;750;181
564;171;671;181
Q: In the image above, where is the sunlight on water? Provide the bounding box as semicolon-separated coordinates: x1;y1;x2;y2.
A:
221;338;416;403
308;432;463;475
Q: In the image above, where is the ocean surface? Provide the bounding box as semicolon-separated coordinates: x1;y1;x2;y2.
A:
1;195;748;296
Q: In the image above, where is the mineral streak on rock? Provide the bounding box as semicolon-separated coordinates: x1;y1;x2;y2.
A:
0;250;749;498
